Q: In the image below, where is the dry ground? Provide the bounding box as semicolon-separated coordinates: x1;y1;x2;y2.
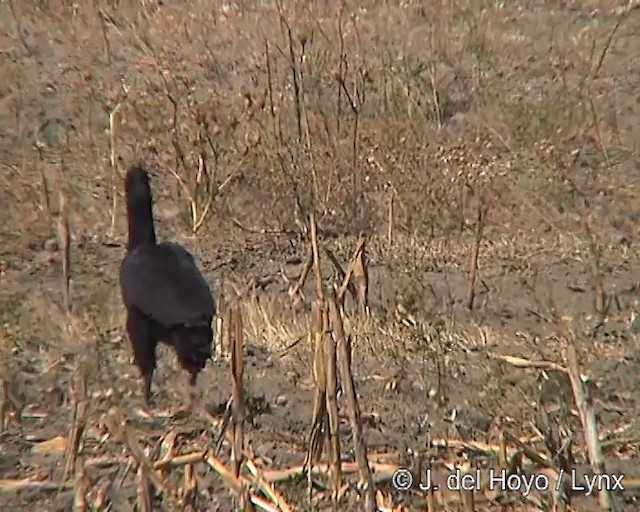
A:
1;0;640;510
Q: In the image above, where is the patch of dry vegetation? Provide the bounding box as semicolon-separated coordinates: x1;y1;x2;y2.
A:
1;0;640;510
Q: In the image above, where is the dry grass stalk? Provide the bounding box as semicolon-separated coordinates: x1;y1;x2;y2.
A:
501;431;556;469
57;188;71;314
328;290;376;511
498;430;507;470
0;477;72;493
181;463;197;509
155;428;177;477
488;352;567;373
263;40;281;143
304;298;328;495
279;14;319;205
426;461;437;512
115;457;134;491
163;86;246;233
221;308;232;358
336;236;366;307
154;451;205;471
323;298;342;503
584;86;611;175
73;455;87;512
35;150;52;219
465;195;487;311
310;212;324;303
239;485;256;512
107;101;123;238
190;156;245;234
288;248;313;301
103;408;165;492
214;315;224;359
0;377;7;433
240;454;616;507
501;431;574;507
244;458;293;512
304;211;329;500
91;477;111;511
352;238;369;316
62;365;88;484
136;459;153;512
259;460;398;484
211;398;233;455
205;455;266;511
229;306;246;479
322;238;370;316
82;456;130;469
458;464;476;512
323;246;357;303
583;217;607;316
563;339;616;511
203;409;294;511
0;368;24;433
277;5;302;144
387;191;393;247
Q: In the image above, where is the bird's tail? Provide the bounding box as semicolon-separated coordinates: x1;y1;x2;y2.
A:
170;324;213;379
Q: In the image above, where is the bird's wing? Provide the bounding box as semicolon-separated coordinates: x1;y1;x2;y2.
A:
120;243;215;327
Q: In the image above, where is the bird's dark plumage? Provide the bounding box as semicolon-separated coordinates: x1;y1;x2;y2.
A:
120;165;215;407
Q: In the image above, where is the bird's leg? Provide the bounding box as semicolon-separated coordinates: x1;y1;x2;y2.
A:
186;372;198;410
126;311;158;412
142;372;153;410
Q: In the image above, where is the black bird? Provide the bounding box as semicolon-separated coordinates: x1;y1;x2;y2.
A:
120;165;215;408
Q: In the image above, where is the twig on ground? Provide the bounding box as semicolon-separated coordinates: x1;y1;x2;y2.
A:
564;338;617;511
329;290;376;511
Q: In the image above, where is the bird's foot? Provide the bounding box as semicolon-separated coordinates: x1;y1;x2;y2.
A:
184;372;199;412
138;377;157;417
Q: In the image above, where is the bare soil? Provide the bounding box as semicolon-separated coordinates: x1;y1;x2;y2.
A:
1;1;639;510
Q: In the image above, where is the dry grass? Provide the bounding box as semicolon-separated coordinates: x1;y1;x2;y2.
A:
1;0;640;510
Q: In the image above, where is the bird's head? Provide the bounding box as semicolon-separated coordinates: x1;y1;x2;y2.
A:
125;165;153;206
